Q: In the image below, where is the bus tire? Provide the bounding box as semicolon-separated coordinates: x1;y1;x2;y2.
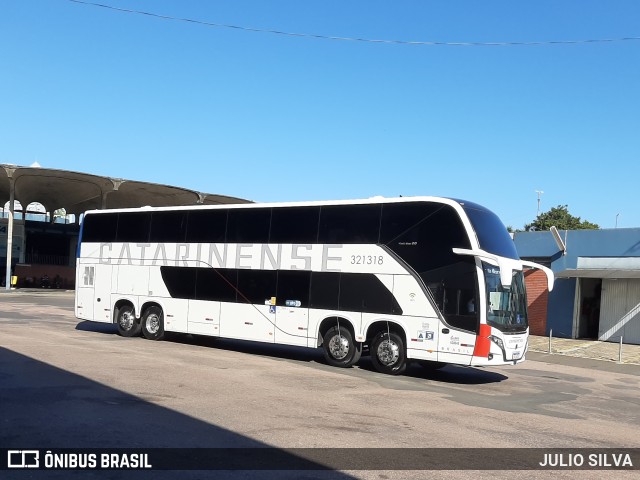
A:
141;306;165;341
116;304;141;337
370;331;407;375
322;326;357;368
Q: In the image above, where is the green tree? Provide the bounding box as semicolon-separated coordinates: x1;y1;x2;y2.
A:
525;205;599;231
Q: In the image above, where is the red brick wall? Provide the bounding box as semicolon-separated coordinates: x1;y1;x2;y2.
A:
524;269;548;336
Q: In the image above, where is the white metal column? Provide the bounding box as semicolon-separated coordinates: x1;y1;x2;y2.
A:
4;173;15;290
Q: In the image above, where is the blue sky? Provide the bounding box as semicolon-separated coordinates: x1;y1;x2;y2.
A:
1;0;639;230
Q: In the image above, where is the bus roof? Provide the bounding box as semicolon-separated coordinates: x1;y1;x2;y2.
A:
82;196;468;215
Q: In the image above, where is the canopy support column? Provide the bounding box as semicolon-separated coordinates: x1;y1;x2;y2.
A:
4;171;15;290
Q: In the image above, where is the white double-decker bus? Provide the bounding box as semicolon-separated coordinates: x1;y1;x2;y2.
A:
75;196;553;375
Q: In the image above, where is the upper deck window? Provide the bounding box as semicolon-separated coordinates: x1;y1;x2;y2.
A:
81;213;118;242
318;204;381;244
380;202;471;274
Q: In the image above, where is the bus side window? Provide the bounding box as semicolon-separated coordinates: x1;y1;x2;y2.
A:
424;259;479;333
276;271;311;307
186;210;227;243
160;266;197;299
309;272;340;310
380;202;471;273
227;209;272;244
150;211;188;243
237;269;277;304
380;202;438;246
270;207;320;244
339;273;401;314
116;212;151;243
82;214;118;243
196;268;237;302
318;205;381;244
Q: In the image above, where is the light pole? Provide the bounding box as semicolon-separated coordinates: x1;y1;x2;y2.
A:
616;213;620;228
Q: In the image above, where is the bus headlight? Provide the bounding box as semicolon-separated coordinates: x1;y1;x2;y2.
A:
488;335;504;351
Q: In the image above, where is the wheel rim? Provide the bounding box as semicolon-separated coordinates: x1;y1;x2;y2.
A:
146;314;160;334
328;334;350;360
377;338;400;366
119;311;134;331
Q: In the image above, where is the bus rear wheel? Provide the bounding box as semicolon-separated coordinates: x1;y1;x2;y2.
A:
322;326;358;368
370;331;407;375
141;306;165;341
116;305;141;337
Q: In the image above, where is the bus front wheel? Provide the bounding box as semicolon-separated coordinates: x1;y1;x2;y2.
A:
116;305;141;337
370;331;407;375
141;306;165;341
322;326;358;368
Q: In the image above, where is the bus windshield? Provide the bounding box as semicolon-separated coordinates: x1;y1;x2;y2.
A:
457;200;519;260
483;262;528;333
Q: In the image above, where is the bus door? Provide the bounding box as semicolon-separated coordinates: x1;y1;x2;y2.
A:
429;279;477;365
437;327;476;365
76;264;95;320
93;264;113;322
77;264;112;322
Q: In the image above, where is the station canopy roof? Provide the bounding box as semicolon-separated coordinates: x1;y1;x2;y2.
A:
555;257;640;279
1;164;250;215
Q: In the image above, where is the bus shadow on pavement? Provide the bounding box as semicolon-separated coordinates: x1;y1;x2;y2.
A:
357;357;509;385
75;321;508;385
75;320;327;364
0;346;356;479
75;320;118;335
173;333;325;362
406;363;508;385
